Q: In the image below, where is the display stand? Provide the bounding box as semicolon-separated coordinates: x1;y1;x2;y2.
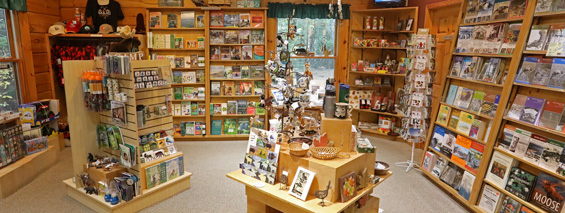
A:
62;59;192;212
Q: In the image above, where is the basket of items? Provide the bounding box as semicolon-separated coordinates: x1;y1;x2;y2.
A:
309;146;342;160
289;142;309;157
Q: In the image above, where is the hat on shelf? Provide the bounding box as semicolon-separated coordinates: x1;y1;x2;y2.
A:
117;26;136;39
98;24;114;34
48;24;65;35
66;20;81;33
54;22;66;27
78;25;96;34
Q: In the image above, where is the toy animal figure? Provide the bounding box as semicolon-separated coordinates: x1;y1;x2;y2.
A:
315;180;331;207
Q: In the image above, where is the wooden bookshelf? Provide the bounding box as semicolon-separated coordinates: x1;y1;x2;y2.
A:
420;0;538;210
440;102;494;120
483;179;547;213
513;82;565;93
494;147;565;182
348;7;417;145
434;122;487;145
428;148;477;175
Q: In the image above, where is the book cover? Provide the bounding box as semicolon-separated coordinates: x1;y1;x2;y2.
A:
540;100;565;130
466;141;485;173
516;57;540;84
210;46;221;60
548;58;565;89
220;46;231;60
536;0;552;13
485;150;518;188
231;46;242;60
254;81;264;95
468;56;483;80
211;82;221;95
524;134;547;164
457;111;475;135
458;171;475;200
508;0;527;18
478;185;502;213
487;23;507;54
149;12;161;28
185;121;195;135
552;0;565;12
493;0;511;20
539;138;564;172
480;93;497;117
469;91;486;113
224;118;237;135
452;135;473;166
242;45;253;60
469;119;487;140
210;30;224;44
491;95;501;117
532;58;553;86
543;24;565;51
439;162;460;187
225;30;239;44
185;71;196;83
432;158;446;177
253;46;264;60
224;65;233;79
449;110;461;130
464;0;480;23
237;118;250;134
174;87;182;100
519;96;546;125
167;14;178;28
180;11;195;28
457;88;475;109
224;14;239;27
431;126;447;152
211;120;222;135
182;87;194;100
505;167;537;201
250;11;264;28
196;69;205;83
500;124;517;151
526;25;551;51
227;101;237;114
501;23;522;54
251;30;264;44
481;58;503;83
239;13;250;27
513;128;533;158
247;102;256;115
456;26;474;53
422;151;437;172
437;105;452;126
191;102;198;115
250;65;265;78
446;85;459;105
236;100;247;114
210;65;225;79
531;172;565;213
196;15;204;28
472;25;487;53
173;71;182;83
478;0;495;22
508;94;528;120
221;103;227;115
441;131;457;158
224;81;235;96
210;11;224;27
451;56;464;76
255;102;265;115
213;103;222;115
499;196;522;213
241;66;250;79
459;57;473;78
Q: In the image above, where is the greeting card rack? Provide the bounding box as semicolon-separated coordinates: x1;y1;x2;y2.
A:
347;7;419;147
62;59;192;212
420;0;540;211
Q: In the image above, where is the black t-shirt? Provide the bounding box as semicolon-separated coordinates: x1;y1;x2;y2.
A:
85;0;124;32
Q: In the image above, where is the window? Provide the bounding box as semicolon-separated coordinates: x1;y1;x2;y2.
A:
277;18;337;90
0;9;20;112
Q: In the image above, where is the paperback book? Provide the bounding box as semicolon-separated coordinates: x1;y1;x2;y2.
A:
505;167;537;201
531;172;565;213
485;150;518;188
519;96;545;125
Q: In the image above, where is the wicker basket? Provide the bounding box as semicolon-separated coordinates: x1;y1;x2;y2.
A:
310;147;342;160
289;142;309;157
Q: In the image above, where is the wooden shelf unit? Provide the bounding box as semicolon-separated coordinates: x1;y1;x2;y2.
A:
62;60;191;211
348;7;417;145
419;0;559;211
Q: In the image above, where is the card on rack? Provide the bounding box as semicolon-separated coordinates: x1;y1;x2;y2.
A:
524;134;547;164
519;96;545;125
411;92;424;107
457;88;475;109
457;111;474;135
493;0;511;20
468;90;485;113
538;138;564;172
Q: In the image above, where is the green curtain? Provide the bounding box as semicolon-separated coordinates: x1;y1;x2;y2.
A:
267;3;350;19
0;0;26;12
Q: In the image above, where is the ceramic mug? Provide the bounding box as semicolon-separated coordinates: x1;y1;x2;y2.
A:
334;103;352;119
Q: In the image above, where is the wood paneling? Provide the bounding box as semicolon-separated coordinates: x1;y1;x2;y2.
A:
27;0;61;16
30;33;48;53
28;12;61;33
60;7;147;27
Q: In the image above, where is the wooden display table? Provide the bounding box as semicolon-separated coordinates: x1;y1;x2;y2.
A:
227;170;392;213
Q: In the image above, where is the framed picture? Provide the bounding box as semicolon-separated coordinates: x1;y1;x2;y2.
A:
397;20;404;31
289;167;316;201
405;18;414;31
339;172;357;202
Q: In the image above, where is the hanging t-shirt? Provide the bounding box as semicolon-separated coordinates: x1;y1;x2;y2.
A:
85;0;124;32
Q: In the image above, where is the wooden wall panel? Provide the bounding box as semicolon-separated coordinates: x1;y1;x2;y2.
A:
30;33;48;53
60;7;147;27
27;0;61;16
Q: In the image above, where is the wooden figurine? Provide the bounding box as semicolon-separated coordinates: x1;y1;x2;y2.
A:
279;168;288;190
356;168;370;190
315;180;331;207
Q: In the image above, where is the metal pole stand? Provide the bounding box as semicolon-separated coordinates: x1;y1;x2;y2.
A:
394;138;420;172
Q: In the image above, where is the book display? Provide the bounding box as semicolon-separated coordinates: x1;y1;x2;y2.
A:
147;7;267;140
348;7;419;145
61;59;192;212
421;0;539;211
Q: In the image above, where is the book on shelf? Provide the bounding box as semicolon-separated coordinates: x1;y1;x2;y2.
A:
513;128;533;158
478;184;503;213
519;96;545;125
448;110;461;130
437;105;451;126
451;56;464;76
445;85;459;106
466;141;485;173
224;118;237;135
185;121;195;136
535;0;552;13
241;66;250;78
197;15;204;28
507;94;528;120
254;81;263;95
239;13;250;27
180;11;195;28
239;30;250;44
471;25;487;54
452;135;473;166
227;101;237;114
251;118;265;130
237;100;247;115
457;87;475;109
250;11;264;28
533;58;552;86
492;0;511;20
250;65;265;79
210;65;225;79
515;56;539;85
212;120;222;135
457;111;475;135
210;30;224;44
539;100;565;130
224;66;233;79
469;119;488;140
459;57;473;79
552;0;565;12
463;0;479;24
468;56;483;80
531;172;565;213
485;23;507;54
232;65;241;79
548;58;565;89
508;0;527;18
480;93;497;117
442;162;465;189
242;46;253;60
441;131;457;158
526;25;551;51
505;167;537;201
181;101;190;115
469;91;485;113
499;195;522;213
501;23;522;55
253;46;264;60
251;30;264;44
539;138;564;172
220;46;231;60
174;87;182;100
173;71;182;83
224;14;239;27
478;0;495;22
432;126;447;152
455;26;474;53
182;71;196;83
247;102;256;115
221;103;228;115
499;124;517;151
167;14;178;28
524;134;547;164
255;102;265;115
237;117;250;134
231;46;242;60
211;82;221;95
149;12;161;28
191;102;199;115
422;151;437;172
485;150;518;189
458;171;475;201
196;70;205;83
543;24;565;51
224;81;235;96
432;157;447;177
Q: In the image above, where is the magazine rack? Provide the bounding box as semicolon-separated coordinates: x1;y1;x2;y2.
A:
62;59;192;212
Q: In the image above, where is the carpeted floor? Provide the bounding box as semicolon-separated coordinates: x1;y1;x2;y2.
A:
0;136;468;212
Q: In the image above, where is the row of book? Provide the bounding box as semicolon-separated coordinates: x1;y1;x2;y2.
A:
175;121;206;136
450;56;508;84
535;0;565;14
172;70;205;84
213;118;251;135
148;34;205;50
151;54;205;69
463;0;526;24
516;57;565;89
149;11;204;28
525;24;565;53
438;105;491;141
478;184;536;213
508;94;565;132
211;81;263;96
173;87;205;100
210;65;265;79
429;125;485;172
210;101;266;115
144;155;184;190
455;22;521;55
421;151;476;201
483;150;565;213
172;102;206;117
352;76;393;87
444;85;501;118
210;30;264;45
210;11;264;28
211;45;264;61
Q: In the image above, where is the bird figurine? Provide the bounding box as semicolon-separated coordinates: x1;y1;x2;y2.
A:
315;180;331;207
279;168;288;190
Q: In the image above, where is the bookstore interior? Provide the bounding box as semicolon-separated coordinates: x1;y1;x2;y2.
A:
4;0;565;212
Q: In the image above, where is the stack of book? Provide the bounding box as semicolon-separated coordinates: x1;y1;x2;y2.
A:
210;100;265;115
210;65;265;79
149;11;204;29
421;150;477;201
175;121;206;136
151;54;205;69
210;44;264;60
211;81;263;96
462;0;527;24
515;57;565;88
444;85;501;119
172;102;206;117
173;86;205;100
455;23;522;55
449;56;508;84
524;24;565;56
172;70;205;84
209;11;264;28
507;94;565;131
149;34;205;50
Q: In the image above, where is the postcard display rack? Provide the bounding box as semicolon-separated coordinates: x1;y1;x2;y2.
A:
146;7;268;140
62;59;192;213
347;7;418;145
418;0;564;211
